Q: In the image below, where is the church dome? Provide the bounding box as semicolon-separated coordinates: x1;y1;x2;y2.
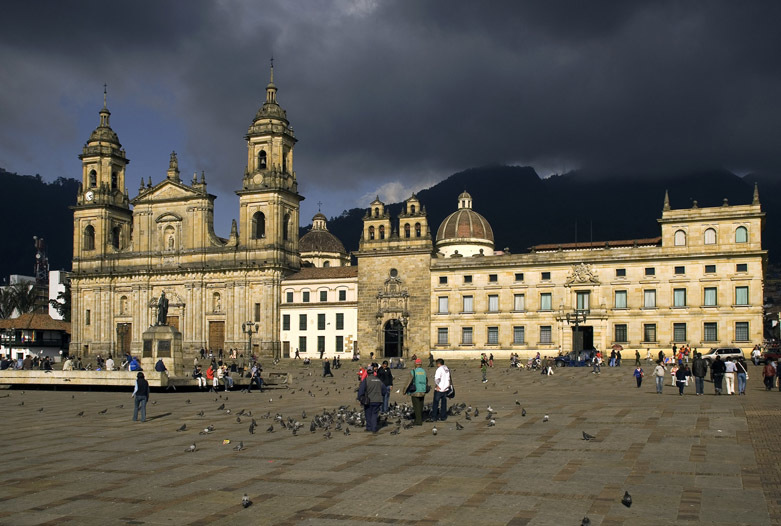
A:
436;192;494;257
87;107;120;147
299;213;348;267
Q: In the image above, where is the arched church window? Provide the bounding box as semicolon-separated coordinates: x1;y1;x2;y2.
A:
368;226;375;240
704;228;717;245
735;226;748;243
111;172;118;190
379;225;385;240
282;147;289;173
404;224;410;238
258;150;267;170
83;225;95;251
323;261;330;267
374;208;379;218
415;222;422;237
213;292;221;312
410;204;416;214
89;170;97;188
283;214;291;241
164;225;176;251
674;229;686;246
120;296;128;315
252;211;266;239
112;226;121;250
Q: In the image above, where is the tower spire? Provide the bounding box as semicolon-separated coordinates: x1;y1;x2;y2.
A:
103;83;107;109
753;182;760;205
98;84;111;127
266;57;277;103
663;189;670;211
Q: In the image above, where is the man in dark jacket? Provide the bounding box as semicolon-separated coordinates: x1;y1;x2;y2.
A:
711;355;726;395
376;360;394;413
131;372;150;422
357;365;387;433
691;353;708;395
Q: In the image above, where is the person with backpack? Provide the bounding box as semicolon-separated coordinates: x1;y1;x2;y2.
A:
407;358;428;425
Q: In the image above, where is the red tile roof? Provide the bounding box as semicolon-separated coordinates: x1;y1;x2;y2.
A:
284;266;358;281
531;237;662;251
0;313;71;333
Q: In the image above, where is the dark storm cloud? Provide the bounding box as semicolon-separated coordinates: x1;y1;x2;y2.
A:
1;1;780;227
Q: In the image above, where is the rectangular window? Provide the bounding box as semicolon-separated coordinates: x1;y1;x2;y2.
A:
644;289;656;308
282;314;290;331
338;289;347;301
673;288;686;307
336;313;344;330
540;293;552;311
615;290;627;309
487;327;499;344
735;322;749;342
438;296;449;314
614;324;627;343
462;327;473;344
319;290;327;302
645;267;655;276
540;326;552;343
673;323;687;342
514;272;524;281
286;291;293;303
298;336;307;353
576;291;590;311
85;309;91;326
513;294;525;311
463;295;474;313
703;322;718;342
317;313;326;330
488;294;499;312
735;286;749;306
541;272;551;280
513;326;525;344
736;263;748;272
302;291;310;303
439;276;448;285
616;268;626;277
299;314;307;331
704;287;717;306
437;328;448;345
464;275;472;284
489;274;498;282
705;264;716;274
643;323;657;342
317;335;325;353
335;335;344;352
674;266;685;275
254;303;261;322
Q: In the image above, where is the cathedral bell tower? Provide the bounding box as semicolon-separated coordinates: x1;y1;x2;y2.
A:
237;62;303;270
72;87;132;263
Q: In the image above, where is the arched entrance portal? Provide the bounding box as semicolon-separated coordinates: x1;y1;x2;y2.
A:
384;319;404;357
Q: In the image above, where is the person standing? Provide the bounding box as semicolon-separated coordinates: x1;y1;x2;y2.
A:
408;358;428;425
711;355;726;395
248;362;263;393
653;361;666;394
358;365;387;433
692;352;708;395
376;360;394;414
633;365;644;388
676;364;691;395
762;361;776;390
294;348;300;359
481;359;488;383
489;353;494;367
131;372;150;422
616;350;622;367
724;358;737;395
635;350;641;367
736;357;748;395
323;358;334;377
751;345;761;366
105;355;115;371
430;359;451;422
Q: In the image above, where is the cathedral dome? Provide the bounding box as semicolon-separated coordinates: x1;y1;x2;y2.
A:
87;106;120;147
299;213;349;267
435;192;494;257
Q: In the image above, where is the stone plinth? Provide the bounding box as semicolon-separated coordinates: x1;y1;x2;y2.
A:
141;325;183;375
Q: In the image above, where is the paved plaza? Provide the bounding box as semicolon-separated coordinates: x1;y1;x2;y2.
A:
0;360;779;525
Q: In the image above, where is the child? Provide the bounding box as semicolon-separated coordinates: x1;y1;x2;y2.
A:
670;364;679;386
633;366;644;388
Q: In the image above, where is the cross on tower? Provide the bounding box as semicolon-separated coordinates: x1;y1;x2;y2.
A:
317;201;322;212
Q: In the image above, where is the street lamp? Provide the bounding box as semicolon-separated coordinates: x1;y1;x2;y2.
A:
241;321;259;358
565;309;588;360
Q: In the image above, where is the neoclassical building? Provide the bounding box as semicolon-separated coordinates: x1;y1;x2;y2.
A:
70;69;303;362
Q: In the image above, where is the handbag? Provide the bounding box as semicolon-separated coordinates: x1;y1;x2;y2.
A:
446;372;456;398
405;375;416;395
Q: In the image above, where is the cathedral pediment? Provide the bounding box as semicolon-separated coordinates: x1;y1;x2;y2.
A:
131;180;210;205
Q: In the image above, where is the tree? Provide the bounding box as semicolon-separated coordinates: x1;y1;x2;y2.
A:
49;280;71;322
0;282;39;319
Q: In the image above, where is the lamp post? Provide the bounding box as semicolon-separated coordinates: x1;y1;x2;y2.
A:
241;321;259;359
565;309;588;360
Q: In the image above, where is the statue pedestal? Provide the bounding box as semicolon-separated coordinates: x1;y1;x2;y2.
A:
141;325;183;375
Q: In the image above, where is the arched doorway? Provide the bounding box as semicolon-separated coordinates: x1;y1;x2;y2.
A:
384;319;404;357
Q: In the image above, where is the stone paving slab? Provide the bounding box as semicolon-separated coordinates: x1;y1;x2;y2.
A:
0;360;779;525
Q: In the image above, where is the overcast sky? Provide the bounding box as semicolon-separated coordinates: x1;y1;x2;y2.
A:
1;1;780;235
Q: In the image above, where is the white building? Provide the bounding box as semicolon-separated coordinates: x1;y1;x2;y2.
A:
48;270;69;320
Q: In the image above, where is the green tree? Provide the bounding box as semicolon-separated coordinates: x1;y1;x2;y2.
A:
0;283;39;319
49;281;71;322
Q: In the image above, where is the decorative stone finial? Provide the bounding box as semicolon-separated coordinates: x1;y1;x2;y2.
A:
753;182;760;205
722;198;729;207
663;189;670;211
692;200;698;209
167;151;180;181
147;176;152;188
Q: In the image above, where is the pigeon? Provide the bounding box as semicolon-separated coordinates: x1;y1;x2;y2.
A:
242;493;252;508
465;414;471;421
488;419;496;427
581;518;591;526
184;443;197;453
474;408;479;417
582;431;595;441
432;426;438;436
455;422;464;430
236;416;242;423
177;424;187;432
344;427;350;436
266;425;274;433
38;407;44;412
487;406;494;413
310;421;316;433
98;408;107;414
521;408;526;417
18;402;24;406
197;410;204;417
217;403;225;410
301;411;307;419
515;400;521;405
323;431;332;439
543;414;549;422
249;423;255;434
77;411;84;417
152;401;157;405
621;491;632;508
403;421;414;429
233;441;245;451
186;399;191;404
116;404;124;409
390;427;400;435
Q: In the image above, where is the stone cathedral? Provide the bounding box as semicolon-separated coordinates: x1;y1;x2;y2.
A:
70;68;302;362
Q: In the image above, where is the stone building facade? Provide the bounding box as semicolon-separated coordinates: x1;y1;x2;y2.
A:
70;69;302;360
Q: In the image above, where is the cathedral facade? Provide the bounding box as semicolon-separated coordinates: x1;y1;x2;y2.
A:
70;70;302;363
